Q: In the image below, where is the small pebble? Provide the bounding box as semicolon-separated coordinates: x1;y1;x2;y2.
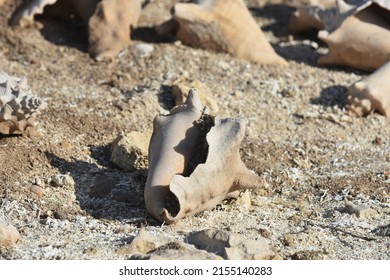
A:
30;185;45;197
0;220;20;247
344;201;377;218
51;173;75;188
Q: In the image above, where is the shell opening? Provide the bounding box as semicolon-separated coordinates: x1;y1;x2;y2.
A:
185;112;215;176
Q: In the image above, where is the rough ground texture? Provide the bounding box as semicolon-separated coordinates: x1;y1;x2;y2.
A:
0;0;389;259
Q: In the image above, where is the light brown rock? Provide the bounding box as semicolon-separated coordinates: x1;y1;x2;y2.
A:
172;77;219;114
0;220;20;247
187;229;280;260
110;131;150;171
30;185;46;197
344;201;377;218
116;229;169;255
347;61;390;117
157;0;287;65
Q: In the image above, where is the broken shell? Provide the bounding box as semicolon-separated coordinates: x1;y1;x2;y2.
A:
10;0;58;27
88;0;142;61
11;0;141;60
157;0;287;65
0;71;47;135
287;0;336;33
318;3;390;71
347;61;390;117
288;0;390;71
144;89;263;224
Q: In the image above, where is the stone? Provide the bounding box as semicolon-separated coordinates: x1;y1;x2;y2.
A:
187;229;280;260
50;173;75;188
110;131;151;172
344;201;377;219
0;220;20;247
171;77;219;114
116;229;169;255
30;185;45;197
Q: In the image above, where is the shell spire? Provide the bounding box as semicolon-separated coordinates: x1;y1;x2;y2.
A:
0;71;47;135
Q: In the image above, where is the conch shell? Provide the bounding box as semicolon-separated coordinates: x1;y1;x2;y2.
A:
288;0;390;71
144;89;263;224
0;71;47;135
156;0;287;65
88;0;142;61
347;60;390;117
318;2;390;71
10;0;142;61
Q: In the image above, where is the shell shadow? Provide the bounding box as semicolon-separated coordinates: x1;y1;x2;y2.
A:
248;3;295;38
36;16;89;53
44;151;155;224
310;85;348;109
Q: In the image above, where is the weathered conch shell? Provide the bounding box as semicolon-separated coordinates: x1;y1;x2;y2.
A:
144;89;263;224
347;60;390;117
288;0;390;71
0;71;47;135
10;0;142;61
88;0;142;61
156;0;287;65
318;1;390;71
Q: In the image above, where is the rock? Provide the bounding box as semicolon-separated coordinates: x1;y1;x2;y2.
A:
236;190;251;207
134;43;154;57
29;185;45;197
110;131;151;171
116;229;169;255
53;210;67;220
50;173;75;188
171;77;219;114
187;229;280;260
372;224;390;237
283;233;297;247
344;201;377;218
0;220;20;247
291;250;328;260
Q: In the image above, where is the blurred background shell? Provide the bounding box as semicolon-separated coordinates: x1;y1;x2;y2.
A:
0;71;46;135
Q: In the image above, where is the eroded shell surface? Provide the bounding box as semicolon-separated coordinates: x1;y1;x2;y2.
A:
157;0;287;65
288;0;390;71
0;71;46;135
144;89;263;224
11;0;142;60
88;0;142;61
347;60;390;117
318;4;390;71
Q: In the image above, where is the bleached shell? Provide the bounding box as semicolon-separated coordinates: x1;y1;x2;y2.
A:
288;0;389;33
0;71;46;134
318;5;390;71
158;0;287;65
10;0;58;27
144;89;263;224
347;61;390;117
88;0;142;61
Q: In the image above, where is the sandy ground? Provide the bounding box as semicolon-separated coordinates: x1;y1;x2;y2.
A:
0;0;389;260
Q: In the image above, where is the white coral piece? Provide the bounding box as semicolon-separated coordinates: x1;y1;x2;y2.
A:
0;71;47;134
